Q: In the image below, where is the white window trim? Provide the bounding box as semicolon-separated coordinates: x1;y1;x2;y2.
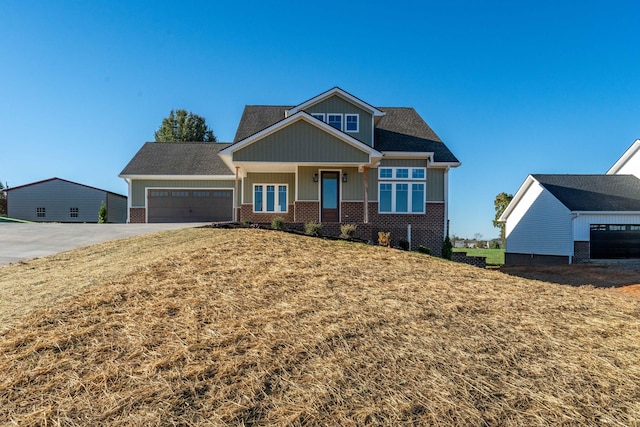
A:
327;113;343;131
378;182;426;214
253;183;288;213
378;167;427;180
345;113;359;133
311;113;326;122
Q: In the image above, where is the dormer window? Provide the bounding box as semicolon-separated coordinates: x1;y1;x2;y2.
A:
345;114;359;132
327;114;343;130
311;113;325;122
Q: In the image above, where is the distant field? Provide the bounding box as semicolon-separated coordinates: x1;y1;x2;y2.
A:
453;247;505;265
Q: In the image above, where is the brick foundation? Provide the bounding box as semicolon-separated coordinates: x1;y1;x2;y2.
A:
504;252;570;266
294;201;320;223
573;241;590;263
240;204;294;224
129;208;146;223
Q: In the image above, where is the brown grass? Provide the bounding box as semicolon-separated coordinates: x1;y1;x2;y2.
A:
1;228;639;426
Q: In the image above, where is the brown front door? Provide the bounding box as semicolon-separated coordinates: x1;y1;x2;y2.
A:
321;171;339;222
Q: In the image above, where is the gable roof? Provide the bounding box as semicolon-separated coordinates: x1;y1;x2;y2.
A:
607;139;640;176
119;142;234;177
532;174;640;212
232;105;459;164
5;177;126;198
285;87;385;118
375;107;459;163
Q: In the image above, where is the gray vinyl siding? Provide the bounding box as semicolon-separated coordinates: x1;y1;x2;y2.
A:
107;193;128;223
380;159;428;168
297;167;364;201
298;166;318;200
131;179;236;207
233;120;370;163
305;95;373;146
427;168;445;202
7;179;125;223
243;173;295;204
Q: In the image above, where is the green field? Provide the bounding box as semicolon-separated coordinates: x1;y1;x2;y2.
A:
453;248;504;266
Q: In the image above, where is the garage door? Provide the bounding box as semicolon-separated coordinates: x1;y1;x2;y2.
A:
147;189;233;223
590;224;640;259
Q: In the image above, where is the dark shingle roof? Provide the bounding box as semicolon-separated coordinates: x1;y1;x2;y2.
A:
232;105;459;163
233;106;291;143
533;174;640;211
120;142;233;176
375;107;458;162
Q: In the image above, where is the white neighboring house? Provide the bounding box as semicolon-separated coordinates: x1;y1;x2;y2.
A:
499;140;640;265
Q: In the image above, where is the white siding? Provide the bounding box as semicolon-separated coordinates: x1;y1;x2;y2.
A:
573;213;640;240
505;183;573;256
612;154;640;179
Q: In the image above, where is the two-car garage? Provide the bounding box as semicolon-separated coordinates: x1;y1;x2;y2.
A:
590;224;640;259
147;189;233;223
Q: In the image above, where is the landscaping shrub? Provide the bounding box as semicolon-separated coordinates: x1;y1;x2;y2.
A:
98;201;107;224
442;235;453;260
304;221;322;236
271;216;285;230
339;224;357;239
418;245;431;255
398;238;410;251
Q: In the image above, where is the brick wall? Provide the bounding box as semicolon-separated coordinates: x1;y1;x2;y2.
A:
504;252;570;266
368;202;445;256
452;252;487;268
573;241;590;263
240;204;295;224
341;202;365;223
294;201;319;223
129;208;146;223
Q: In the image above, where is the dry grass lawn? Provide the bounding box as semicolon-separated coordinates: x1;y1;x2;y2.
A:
1;228;639;426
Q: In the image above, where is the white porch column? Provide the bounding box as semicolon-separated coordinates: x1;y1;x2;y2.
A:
234;167;239;222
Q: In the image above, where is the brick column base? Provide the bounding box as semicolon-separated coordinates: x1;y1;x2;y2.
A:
129;208;146;223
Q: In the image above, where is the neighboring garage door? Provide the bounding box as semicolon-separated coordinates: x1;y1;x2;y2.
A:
590;224;640;259
147;189;233;223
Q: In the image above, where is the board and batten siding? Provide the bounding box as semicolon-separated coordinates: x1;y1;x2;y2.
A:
233;120;370;164
107;193;128;224
7;179;126;223
304;95;373;146
572;213;640;240
242;173;295;204
130;180;236;207
505;183;573;256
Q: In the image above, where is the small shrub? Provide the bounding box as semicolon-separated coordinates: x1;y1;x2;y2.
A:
305;221;322;236
378;232;391;247
442;235;453;260
398;238;410;251
98;201;108;224
418;245;431;255
271;216;285;230
241;220;253;228
339;224;357;239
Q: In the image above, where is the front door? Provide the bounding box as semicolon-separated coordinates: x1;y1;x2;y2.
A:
321;171;339;222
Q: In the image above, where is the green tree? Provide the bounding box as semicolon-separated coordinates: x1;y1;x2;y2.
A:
0;181;6;217
154;109;217;142
493;192;514;245
98;201;108;223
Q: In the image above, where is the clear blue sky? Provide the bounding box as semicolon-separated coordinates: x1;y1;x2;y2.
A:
1;1;639;239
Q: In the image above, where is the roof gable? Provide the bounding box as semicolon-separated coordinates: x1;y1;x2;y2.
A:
607;139;640;178
286;87;385;117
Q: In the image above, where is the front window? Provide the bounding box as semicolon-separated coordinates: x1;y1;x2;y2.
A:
378;167;426;214
311;113;325;122
327;114;343;130
254;184;288;213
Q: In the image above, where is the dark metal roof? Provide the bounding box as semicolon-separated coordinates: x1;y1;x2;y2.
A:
232;105;459;163
533;174;640;211
120;142;233;176
5;177;126;198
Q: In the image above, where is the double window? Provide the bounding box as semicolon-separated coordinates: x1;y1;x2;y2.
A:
378;167;426;214
310;113;359;133
254;184;288;213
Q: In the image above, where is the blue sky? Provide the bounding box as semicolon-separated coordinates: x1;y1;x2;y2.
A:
1;1;639;238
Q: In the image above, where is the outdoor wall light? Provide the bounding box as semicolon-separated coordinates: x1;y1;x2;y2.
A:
313;173;318;182
342;173;348;182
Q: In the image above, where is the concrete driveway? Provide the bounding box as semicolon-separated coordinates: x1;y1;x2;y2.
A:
0;223;210;266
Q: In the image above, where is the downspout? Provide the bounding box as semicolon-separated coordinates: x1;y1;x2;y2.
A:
444;166;450;237
363;166;369;223
125;178;132;223
234;167;239;222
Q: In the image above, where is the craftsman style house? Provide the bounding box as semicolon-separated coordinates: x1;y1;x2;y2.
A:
120;88;460;253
